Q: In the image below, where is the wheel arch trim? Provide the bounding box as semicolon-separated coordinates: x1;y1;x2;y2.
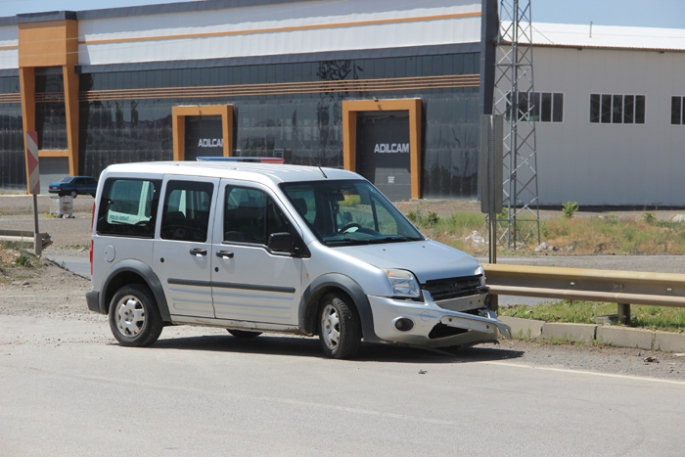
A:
100;259;171;322
298;273;380;343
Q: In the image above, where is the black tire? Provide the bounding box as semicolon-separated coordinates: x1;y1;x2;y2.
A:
108;284;163;347
227;329;262;338
70;190;78;198
318;293;362;359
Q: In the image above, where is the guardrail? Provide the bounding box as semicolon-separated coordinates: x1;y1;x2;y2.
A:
483;264;685;323
0;230;52;251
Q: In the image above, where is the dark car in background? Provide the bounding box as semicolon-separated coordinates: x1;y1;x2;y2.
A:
48;176;98;198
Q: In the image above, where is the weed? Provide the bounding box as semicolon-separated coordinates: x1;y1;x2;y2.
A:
641;212;656;224
562;201;578;219
406;210;439;228
339;194;360;207
15;254;33;268
43;212;57;219
425;211;440;228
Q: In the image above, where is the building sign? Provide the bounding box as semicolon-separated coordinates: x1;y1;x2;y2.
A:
356;111;410;202
197;138;224;148
374;143;409;153
185;116;224;160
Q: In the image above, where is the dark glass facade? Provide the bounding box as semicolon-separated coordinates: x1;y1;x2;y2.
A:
3;53;483;198
0;76;24;189
35;70;68;150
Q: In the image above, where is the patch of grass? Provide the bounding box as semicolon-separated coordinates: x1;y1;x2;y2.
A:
400;207;685;256
0;242;42;269
500;300;685;333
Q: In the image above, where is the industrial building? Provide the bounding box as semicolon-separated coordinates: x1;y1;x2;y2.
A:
0;0;683;206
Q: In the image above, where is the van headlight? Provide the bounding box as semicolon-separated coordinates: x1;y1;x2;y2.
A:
383;269;420;298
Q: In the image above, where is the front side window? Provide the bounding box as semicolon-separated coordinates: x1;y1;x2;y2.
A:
223;186;292;245
160;180;213;242
590;94;645;124
96;178;161;238
281;180;423;246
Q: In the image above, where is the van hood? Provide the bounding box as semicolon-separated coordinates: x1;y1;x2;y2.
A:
337;240;482;283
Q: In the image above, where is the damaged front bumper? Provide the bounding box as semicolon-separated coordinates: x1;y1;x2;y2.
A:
368;290;512;348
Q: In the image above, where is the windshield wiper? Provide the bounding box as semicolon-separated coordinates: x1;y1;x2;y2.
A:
367;236;422;244
326;237;372;246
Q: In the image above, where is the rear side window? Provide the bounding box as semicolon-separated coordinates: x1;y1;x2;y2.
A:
160;180;214;242
96;178;161;238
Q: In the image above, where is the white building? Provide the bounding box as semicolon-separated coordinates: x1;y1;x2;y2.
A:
528;22;685;206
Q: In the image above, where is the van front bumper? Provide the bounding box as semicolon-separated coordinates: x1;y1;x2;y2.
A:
367;291;511;348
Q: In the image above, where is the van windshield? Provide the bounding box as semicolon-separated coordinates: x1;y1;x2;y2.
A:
280;180;423;246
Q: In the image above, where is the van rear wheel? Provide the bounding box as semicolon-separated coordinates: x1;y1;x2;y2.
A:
109;284;163;347
318;293;361;359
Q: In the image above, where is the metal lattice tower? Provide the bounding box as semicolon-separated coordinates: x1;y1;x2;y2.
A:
493;0;540;249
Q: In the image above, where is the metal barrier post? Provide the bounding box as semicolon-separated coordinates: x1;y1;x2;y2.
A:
617;303;631;324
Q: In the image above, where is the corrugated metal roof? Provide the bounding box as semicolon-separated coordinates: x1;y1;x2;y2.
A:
525;22;685;52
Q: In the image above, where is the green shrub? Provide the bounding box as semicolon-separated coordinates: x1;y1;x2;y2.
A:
641;212;656;224
562;201;579;219
15;254;32;267
425;211;440;228
339;195;360;207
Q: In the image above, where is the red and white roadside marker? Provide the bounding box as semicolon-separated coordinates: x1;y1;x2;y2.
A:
26;130;42;256
26;131;40;195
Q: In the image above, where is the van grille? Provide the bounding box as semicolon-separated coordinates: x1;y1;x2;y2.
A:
422;275;483;301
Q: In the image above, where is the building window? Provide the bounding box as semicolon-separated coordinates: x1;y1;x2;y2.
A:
590;94;645;124
506;91;563;122
671;96;685;125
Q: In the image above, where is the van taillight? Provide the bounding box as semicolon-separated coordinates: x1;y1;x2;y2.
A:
90;201;95;276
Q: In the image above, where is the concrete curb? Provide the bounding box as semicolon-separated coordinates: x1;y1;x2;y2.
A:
596;326;653;350
542;322;596;343
500;316;685;352
499;316;544;339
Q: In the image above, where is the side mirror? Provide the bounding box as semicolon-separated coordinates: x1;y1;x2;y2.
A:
268;232;294;254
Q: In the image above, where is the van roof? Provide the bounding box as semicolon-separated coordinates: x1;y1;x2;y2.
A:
102;161;363;185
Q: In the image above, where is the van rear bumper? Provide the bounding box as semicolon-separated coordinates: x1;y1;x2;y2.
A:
367;292;511;348
86;291;103;314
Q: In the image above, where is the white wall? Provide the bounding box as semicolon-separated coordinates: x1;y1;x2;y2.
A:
0;24;18;70
77;0;482;66
532;46;685;206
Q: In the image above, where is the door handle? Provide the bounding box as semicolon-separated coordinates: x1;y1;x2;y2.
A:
189;248;207;256
216;250;234;259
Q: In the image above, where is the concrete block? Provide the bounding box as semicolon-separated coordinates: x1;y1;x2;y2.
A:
653;331;685;353
596;326;654;350
542;322;597;343
499;316;544;339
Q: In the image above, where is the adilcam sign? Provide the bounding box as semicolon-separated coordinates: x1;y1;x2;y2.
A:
373;143;409;153
198;139;224;148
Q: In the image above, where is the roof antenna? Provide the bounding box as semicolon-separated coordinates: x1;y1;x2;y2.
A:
292;114;327;178
589;21;593;38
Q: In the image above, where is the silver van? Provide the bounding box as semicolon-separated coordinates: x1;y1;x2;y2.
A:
86;161;510;359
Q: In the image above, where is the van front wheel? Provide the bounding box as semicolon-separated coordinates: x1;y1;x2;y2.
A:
109;284;163;347
318;293;361;359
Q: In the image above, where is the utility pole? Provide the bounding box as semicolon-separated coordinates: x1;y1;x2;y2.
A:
493;0;540;249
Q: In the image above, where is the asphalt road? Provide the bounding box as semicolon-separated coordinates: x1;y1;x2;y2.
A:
2;315;684;457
